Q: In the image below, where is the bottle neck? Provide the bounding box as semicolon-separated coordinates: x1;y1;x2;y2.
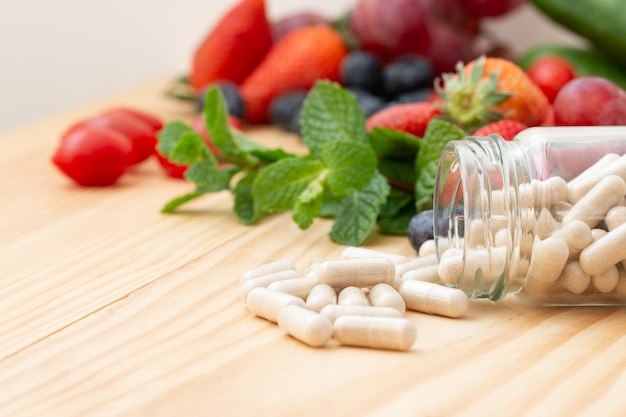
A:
434;135;533;300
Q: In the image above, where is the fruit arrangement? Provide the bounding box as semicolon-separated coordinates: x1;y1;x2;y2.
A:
51;0;626;247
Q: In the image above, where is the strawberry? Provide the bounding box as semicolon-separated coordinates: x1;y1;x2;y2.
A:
437;56;551;130
189;0;273;92
239;25;348;123
471;119;526;141
366;102;441;137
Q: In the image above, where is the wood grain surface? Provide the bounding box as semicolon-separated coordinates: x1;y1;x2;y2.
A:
1;79;626;417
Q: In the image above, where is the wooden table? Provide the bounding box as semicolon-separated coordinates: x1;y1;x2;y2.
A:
2;79;626;417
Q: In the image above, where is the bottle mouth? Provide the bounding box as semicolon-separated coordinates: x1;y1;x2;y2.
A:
434;135;519;300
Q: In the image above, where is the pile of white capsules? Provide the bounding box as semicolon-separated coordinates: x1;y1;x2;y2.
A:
240;244;468;352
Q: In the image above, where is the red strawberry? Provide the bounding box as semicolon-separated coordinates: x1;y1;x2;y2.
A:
366;102;441;137
471;119;526;140
239;25;348;123
189;0;273;92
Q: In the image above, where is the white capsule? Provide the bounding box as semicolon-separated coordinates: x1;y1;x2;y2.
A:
240;269;300;301
399;280;469;318
592;265;619;293
277;305;333;347
304;258;326;279
341;247;409;265
333;316;417;351
563;175;626;228
338;286;369;306
306;284;337;312
268;278;318;299
246;287;306;323
557;261;591;295
580;222;626;276
402;265;441;283
550;219;593;258
395;254;438;278
316;258;395;289
240;259;296;284
527;236;569;283
320;304;403;323
368;283;406;314
568;154;626;203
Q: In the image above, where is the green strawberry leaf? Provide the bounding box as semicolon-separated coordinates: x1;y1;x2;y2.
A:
415;119;466;211
329;172;390;246
320;140;377;196
300;81;370;157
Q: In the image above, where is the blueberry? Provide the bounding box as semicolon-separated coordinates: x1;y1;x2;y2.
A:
348;88;386;117
197;81;245;119
269;90;308;131
288;107;302;135
340;51;384;95
395;88;434;104
407;210;434;253
383;55;435;99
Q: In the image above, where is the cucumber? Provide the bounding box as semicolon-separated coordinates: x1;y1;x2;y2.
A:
518;45;626;89
530;0;626;66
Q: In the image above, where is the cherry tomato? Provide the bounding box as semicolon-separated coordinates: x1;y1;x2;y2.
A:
103;107;164;133
52;126;133;186
67;112;156;164
526;56;576;103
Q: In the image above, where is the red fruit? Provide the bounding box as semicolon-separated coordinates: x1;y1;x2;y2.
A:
366;102;441;137
68;112;156;164
458;0;525;18
272;12;328;42
189;0;273;92
103;107;163;132
52;127;133;186
239;25;348;123
472;119;527;140
526;56;576;103
553;77;626;126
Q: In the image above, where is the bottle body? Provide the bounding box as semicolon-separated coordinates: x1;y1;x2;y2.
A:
433;126;626;306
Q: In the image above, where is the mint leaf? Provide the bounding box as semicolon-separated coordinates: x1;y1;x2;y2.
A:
233;171;259;225
300;81;369;156
157;121;197;157
415;119;465;211
379;188;414;217
369;127;421;160
378;203;415;235
330;172;390;246
292;179;324;229
253;156;325;213
170;130;208;165
378;159;416;186
161;190;205;213
185;156;233;192
231;129;295;163
319;189;343;218
320;141;377;196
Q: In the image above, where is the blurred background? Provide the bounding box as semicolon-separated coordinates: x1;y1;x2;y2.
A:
0;0;582;134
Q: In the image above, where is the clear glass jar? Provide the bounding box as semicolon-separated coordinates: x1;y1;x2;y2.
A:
433;126;626;306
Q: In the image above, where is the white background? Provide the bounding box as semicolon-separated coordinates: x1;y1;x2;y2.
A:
0;0;582;133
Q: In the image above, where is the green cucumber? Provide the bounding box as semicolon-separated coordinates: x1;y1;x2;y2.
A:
518;45;626;89
530;0;626;66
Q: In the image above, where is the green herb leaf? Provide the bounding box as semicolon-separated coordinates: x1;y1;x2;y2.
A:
300;81;369;156
369;127;421;160
379;188;414;217
157;121;197;157
415;119;466;211
185;157;232;192
233;171;260;225
377;203;415;235
378;159;417;187
170;130;208;165
329;172;390;246
161;190;206;213
253;156;325;214
292;179;324;229
320;141;377;196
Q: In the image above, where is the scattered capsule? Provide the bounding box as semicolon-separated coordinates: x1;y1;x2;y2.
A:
402;265;440;283
395;254;437;278
246;287;306;323
240;269;300;302
341;246;409;265
338;286;370;306
368;283;406;314
399;280;469;318
240;259;296;284
306;284;337;312
320;304;402;323
277;305;333;347
333;316;417;351
316;257;395;289
268;277;317;300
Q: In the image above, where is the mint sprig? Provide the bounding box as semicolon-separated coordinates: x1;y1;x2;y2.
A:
157;81;464;245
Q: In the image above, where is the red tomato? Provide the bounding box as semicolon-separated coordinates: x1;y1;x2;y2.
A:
52;126;133;186
526;56;576;103
68;112;156;164
103;107;164;133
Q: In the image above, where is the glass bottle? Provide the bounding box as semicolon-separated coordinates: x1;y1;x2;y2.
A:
433;126;626;306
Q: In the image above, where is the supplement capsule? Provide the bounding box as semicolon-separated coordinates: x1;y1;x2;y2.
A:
402;265;441;283
557;261;591;295
550;219;593;258
368;283;406;314
240;259;296;284
306;284;337;312
591;265;619;293
568;154;626;203
333;316;417;351
267;278;318;300
240;269;300;302
338;286;369;306
604;206;626;231
277;305;333;347
580;222;626;276
316;258;395;289
527;236;569;283
305;258;326;279
246;287;306;323
320;304;402;323
395;253;438;278
341;247;409;265
399;280;469;318
563;175;626;228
